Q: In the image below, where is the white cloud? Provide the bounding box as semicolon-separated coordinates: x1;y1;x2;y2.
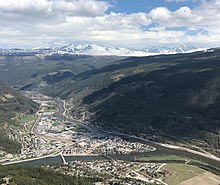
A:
149;7;172;22
0;0;220;48
52;0;109;17
0;0;109;23
0;0;52;12
174;6;192;18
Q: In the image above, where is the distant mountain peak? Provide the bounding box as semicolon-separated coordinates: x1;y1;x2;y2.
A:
56;43;148;56
147;44;203;54
0;43;206;57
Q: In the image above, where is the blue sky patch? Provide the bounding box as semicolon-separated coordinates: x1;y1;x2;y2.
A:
106;0;199;13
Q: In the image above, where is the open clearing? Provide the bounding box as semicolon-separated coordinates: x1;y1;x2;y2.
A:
179;171;220;185
134;155;208;166
163;163;205;185
135;155;189;162
16;113;36;123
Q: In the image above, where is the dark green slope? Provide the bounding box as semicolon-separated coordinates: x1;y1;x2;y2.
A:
0;55;124;90
43;49;220;100
0;81;38;121
0;166;95;185
82;48;220;151
0;81;38;153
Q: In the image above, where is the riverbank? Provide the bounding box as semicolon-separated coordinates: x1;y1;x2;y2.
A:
2;99;219;176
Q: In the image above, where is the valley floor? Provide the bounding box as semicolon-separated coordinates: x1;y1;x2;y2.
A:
0;91;220;185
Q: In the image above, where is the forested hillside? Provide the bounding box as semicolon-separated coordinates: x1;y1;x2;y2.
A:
0;166;95;185
1;49;220;154
81;49;220;151
0;81;38;153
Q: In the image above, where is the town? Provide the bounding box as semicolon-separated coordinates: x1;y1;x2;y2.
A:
0;91;169;184
0;91;155;164
1;91;219;185
46;160;166;185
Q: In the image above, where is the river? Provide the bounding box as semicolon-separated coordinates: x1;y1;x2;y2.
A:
14;100;220;174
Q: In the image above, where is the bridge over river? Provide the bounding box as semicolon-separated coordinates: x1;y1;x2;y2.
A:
4;100;219;175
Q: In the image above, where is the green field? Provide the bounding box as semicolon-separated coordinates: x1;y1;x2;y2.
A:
134;155;189;162
134;155;208;185
17;113;37;123
8;121;21;129
133;155;210;166
163;163;205;185
44;107;58;112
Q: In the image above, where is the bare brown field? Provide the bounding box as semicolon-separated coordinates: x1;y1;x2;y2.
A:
179;172;220;185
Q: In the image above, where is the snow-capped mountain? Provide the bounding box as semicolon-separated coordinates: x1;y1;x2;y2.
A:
52;43;204;56
147;46;171;54
146;44;203;54
32;47;53;52
172;44;197;53
56;44;150;56
0;48;35;56
0;44;205;57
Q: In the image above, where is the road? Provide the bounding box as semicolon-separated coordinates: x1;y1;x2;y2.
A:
58;100;220;169
2;99;220;173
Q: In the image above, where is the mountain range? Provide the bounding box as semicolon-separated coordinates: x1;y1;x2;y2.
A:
0;44;205;57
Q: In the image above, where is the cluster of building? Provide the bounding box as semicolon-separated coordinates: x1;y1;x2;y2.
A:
103;178;162;185
0;90;172;185
0;126;67;164
0;90;155;172
16;131;63;158
63;136;154;155
48;160;165;185
0;92;67;163
1;90;155;164
92;137;153;155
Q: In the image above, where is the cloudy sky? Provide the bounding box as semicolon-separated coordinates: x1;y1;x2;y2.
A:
0;0;220;49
